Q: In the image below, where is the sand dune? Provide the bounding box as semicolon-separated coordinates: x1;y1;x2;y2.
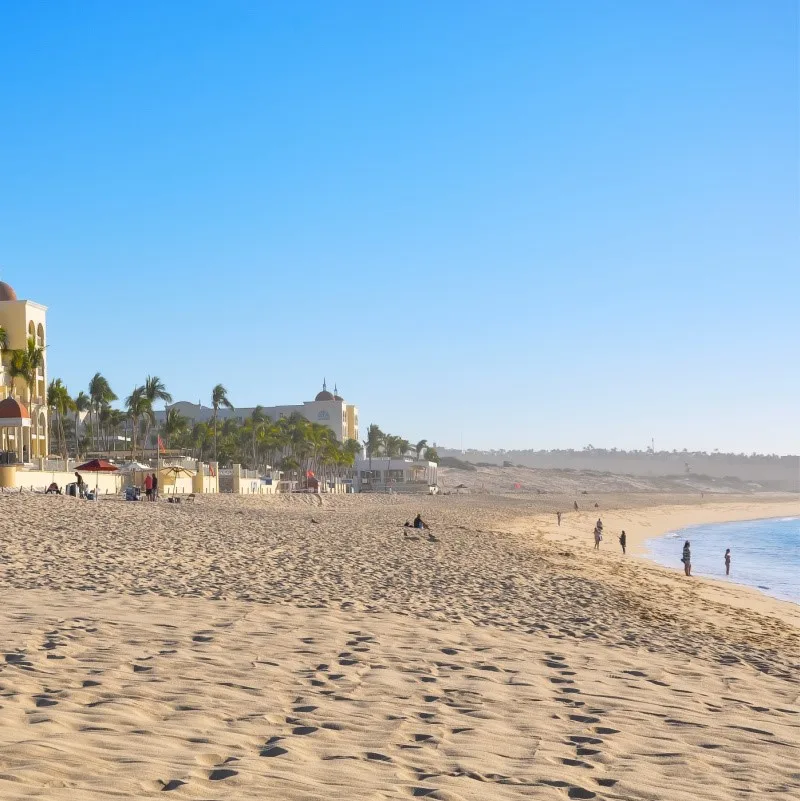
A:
0;492;797;799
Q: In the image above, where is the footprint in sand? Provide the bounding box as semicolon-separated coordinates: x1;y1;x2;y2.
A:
160;779;187;791
260;742;289;757
208;769;238;780
567;787;596;799
365;752;392;762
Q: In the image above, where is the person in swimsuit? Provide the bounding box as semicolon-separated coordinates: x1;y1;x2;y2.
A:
724;548;731;576
619;530;627;555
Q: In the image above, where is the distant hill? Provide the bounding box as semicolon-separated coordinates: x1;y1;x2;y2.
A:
436;449;799;492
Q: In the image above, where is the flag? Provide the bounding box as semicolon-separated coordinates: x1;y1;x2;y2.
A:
158;436;166;454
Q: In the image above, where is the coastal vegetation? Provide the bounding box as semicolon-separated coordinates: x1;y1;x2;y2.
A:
43;376;437;480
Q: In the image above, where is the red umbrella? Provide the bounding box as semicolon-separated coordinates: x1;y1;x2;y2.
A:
75;459;119;472
75;459;119;500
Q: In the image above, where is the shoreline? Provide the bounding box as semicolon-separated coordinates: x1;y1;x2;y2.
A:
526;496;800;627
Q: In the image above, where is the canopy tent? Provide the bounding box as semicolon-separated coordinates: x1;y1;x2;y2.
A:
118;461;151;472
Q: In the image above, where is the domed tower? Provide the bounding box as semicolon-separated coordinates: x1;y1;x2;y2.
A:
0;281;18;302
315;379;334;402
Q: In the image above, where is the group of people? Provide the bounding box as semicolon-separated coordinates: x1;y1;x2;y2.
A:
680;541;732;577
143;472;159;501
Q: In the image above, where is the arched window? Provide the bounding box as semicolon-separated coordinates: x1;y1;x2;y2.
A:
37;323;45;348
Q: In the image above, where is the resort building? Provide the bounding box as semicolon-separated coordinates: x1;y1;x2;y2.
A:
0;280;48;462
156;381;359;443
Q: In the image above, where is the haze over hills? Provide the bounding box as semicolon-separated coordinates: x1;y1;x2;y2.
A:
435;447;799;492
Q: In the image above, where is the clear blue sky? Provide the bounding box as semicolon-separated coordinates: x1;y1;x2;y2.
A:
1;1;797;454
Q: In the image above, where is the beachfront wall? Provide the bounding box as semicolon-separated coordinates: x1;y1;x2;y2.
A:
230;464;278;495
2;467;123;494
353;457;438;492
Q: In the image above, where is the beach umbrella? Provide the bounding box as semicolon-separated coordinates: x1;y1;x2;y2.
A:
75;459;119;499
160;465;196;493
75;459;119;472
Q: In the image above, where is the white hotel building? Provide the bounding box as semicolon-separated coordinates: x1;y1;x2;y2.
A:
156;382;359;442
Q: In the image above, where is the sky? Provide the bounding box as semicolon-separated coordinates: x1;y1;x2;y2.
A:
1;1;797;454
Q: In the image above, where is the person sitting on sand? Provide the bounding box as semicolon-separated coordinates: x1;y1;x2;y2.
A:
681;540;692;576
45;482;61;495
404;520;412;528
413;514;428;530
593;525;602;550
619;530;626;555
724;548;731;576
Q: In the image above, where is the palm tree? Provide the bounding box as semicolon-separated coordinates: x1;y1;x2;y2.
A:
8;336;44;405
73;391;90;457
104;408;127;452
143;375;172;456
0;326;7;351
163;408;188;449
248;406;267;468
211;384;233;463
363;423;383;482
88;373;117;452
415;439;428;460
47;379;74;460
125;386;152;460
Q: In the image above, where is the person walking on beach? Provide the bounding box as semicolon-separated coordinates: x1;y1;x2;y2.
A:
619;530;627;555
681;540;692;576
724;548;731;576
557;511;562;526
151;473;159;501
574;501;579;511
593;525;602;550
144;472;153;500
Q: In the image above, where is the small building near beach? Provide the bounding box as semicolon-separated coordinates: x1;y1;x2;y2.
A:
0;280;49;462
353;456;438;492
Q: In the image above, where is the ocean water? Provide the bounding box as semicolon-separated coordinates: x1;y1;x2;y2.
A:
645;516;800;604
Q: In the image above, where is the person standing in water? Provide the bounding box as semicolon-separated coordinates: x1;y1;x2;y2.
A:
724;548;731;576
681;540;692;576
619;530;627;555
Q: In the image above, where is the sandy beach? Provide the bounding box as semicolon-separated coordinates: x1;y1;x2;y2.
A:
0;491;798;800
